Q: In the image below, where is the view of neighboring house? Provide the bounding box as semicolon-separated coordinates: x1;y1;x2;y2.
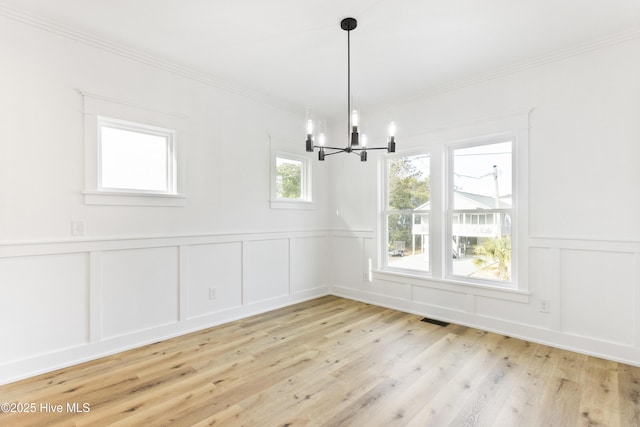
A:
412;190;511;259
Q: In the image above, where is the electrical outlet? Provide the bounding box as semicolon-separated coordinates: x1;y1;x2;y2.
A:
209;288;217;300
71;220;85;236
539;299;550;313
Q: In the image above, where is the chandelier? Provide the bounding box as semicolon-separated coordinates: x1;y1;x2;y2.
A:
305;17;396;161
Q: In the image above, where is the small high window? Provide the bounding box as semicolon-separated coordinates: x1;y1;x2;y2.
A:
98;117;176;194
271;151;313;209
82;92;187;206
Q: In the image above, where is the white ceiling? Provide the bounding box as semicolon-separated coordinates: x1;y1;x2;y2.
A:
2;0;640;117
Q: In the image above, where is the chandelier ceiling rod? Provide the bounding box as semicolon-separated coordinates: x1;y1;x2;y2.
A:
340;18;358;152
305;17;396;161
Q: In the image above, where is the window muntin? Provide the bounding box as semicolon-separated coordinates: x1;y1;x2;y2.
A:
383;153;431;273
448;140;513;284
98;117;176;194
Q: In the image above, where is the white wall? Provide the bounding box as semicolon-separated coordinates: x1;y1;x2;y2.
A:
0;14;331;384
2;8;640;385
329;36;640;366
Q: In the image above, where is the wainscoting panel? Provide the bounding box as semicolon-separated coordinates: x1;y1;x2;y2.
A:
560;249;635;346
0;230;331;385
0;253;89;363
186;242;242;319
331;235;366;291
243;238;290;305
290;236;329;295
412;285;468;313
101;247;180;339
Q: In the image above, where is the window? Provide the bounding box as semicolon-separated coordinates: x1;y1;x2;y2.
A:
271;152;313;209
448;139;513;284
383;153;431;273
98;117;176;194
380;136;520;289
82;92;187;206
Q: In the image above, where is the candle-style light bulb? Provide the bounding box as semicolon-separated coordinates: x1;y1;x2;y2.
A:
387;121;396;153
350;109;360;146
305;119;314;152
361;134;367;147
318;133;326;146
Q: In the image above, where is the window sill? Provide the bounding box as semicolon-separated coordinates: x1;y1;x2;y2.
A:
270;200;316;210
83;191;187;207
372;270;530;303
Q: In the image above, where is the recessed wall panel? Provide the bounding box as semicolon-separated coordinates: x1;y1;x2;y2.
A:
561;249;634;345
0;253;89;363
102;247;178;338
290;236;328;294
187;242;242;318
243;239;289;304
412;286;467;312
331;236;364;289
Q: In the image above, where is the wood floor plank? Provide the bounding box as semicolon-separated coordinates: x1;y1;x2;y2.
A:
578;356;621;426
618;363;640;427
1;295;639;426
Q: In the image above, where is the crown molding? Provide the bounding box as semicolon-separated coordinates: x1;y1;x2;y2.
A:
1;1;638;117
395;27;640;106
0;1;302;115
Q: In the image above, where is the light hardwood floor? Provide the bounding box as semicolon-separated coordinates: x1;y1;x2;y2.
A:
1;296;639;426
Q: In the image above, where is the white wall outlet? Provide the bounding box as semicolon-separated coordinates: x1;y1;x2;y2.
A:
540;299;550;313
71;220;85;236
209;287;217;300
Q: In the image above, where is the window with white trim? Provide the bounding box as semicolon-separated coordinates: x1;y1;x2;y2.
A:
447;139;514;284
382;153;431;273
270;151;313;209
82;92;187;206
380;135;519;289
98;117;176;194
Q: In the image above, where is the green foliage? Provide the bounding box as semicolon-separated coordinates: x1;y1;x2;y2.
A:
276;162;301;199
387;157;430;250
388;158;430;210
472;235;511;280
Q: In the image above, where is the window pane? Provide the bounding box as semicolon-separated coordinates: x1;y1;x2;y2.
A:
387;212;429;272
452;216;511;281
451;141;512;282
388;154;430;210
276;157;302;199
101;126;169;192
452;141;511;209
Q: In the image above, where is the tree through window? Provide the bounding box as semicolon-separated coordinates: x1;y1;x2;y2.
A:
384;154;431;272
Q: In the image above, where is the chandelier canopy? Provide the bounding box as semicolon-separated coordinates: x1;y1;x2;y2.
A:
305;17;396;161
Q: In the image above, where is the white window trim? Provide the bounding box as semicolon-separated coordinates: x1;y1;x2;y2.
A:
270;150;315;210
375;109;531;293
444;136;517;288
82;91;187;207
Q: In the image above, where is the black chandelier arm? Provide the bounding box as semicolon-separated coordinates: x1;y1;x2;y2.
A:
322;149;348;157
349;146;392;152
312;147;348;155
313;145;392;153
313;145;346;151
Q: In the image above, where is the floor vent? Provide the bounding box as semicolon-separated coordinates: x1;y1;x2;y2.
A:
420;317;450;327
